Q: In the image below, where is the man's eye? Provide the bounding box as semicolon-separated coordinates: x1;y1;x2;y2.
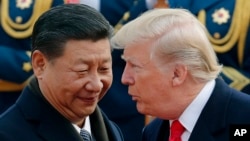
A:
131;64;140;68
99;67;110;72
100;67;108;70
79;70;87;72
78;70;88;74
130;64;143;72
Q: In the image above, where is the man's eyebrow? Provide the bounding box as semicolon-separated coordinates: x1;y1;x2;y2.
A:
74;57;111;65
120;55;141;65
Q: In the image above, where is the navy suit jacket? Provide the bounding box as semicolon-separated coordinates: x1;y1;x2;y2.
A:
142;78;250;141
0;86;123;141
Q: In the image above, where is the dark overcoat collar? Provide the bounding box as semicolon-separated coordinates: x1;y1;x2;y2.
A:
16;77;112;141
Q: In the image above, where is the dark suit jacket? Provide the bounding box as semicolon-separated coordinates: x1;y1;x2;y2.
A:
142;78;250;141
0;82;123;141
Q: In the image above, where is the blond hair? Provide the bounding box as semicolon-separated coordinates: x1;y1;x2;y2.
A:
112;8;222;82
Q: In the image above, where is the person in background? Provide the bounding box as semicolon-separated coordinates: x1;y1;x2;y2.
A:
80;0;165;140
168;0;250;94
112;8;250;141
0;4;123;141
0;0;65;114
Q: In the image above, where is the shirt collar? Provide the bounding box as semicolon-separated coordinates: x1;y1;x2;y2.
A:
178;79;215;133
72;116;92;134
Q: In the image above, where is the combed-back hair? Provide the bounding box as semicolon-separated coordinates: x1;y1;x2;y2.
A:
111;8;222;82
32;4;113;61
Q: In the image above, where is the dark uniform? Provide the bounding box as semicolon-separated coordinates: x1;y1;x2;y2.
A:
0;0;65;114
169;0;250;94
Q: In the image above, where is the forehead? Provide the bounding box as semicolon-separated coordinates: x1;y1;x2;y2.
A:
122;41;153;62
62;39;112;62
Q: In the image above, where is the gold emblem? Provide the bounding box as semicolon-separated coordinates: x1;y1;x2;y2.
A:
22;62;32;72
212;7;230;25
15;16;23;23
23;51;32;72
16;0;33;10
26;51;31;57
213;32;221;39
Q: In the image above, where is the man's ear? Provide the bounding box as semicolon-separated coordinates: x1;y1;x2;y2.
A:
172;64;187;86
32;50;47;78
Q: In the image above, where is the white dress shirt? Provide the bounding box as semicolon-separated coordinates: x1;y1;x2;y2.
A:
72;116;92;135
170;79;215;141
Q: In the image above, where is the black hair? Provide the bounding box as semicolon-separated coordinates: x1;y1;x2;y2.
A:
31;4;113;60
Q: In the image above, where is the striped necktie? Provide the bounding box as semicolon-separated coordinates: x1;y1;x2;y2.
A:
80;128;92;141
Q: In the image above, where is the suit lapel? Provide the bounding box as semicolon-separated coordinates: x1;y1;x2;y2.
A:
90;106;109;141
189;120;215;141
189;78;232;141
17;81;83;141
37;114;82;141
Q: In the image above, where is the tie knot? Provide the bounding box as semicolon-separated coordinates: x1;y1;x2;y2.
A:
169;120;185;141
80;129;92;141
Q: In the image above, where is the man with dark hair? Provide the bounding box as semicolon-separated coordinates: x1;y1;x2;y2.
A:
0;4;123;141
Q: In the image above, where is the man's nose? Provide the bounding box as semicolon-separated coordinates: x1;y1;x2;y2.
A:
121;64;134;85
85;74;103;92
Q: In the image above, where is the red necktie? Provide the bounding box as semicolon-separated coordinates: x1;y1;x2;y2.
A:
169;120;185;141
